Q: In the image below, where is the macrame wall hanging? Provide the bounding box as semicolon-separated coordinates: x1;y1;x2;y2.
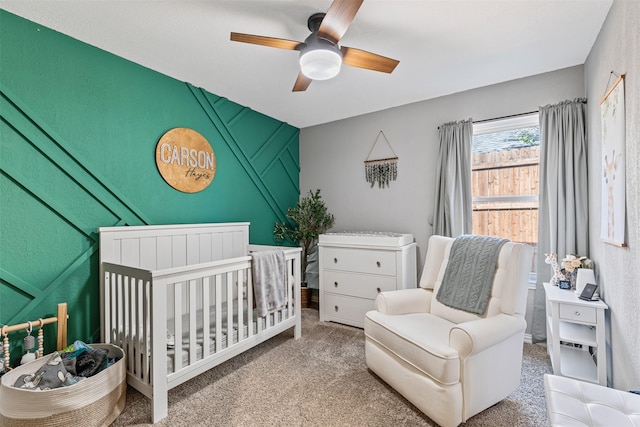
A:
364;130;398;188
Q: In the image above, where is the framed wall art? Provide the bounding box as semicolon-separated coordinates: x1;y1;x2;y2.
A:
599;73;626;247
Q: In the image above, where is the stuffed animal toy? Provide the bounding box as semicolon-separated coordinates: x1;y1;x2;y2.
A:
545;253;565;285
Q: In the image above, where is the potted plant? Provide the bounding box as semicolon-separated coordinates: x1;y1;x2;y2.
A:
274;189;335;307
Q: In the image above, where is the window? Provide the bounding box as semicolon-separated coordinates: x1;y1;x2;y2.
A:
472;113;539;279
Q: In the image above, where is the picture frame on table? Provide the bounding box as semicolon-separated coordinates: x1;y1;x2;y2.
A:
558;279;571;290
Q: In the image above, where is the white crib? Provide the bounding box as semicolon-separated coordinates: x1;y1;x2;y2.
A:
98;222;301;423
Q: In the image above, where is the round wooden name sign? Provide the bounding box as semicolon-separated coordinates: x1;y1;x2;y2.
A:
155;128;216;193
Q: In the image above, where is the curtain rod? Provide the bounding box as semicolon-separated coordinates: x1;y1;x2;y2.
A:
473;110;538;125
437;110;538;130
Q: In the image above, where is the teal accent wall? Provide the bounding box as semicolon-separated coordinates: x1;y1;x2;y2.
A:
0;11;299;362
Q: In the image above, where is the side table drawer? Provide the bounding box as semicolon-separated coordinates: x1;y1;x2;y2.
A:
322;247;397;276
559;304;597;323
322;271;396;299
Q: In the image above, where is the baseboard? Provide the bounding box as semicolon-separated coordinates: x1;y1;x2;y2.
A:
524;333;533;344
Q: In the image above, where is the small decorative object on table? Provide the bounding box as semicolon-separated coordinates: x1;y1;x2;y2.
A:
578;283;599;301
574;268;597;296
560;254;593;293
545;253;564;285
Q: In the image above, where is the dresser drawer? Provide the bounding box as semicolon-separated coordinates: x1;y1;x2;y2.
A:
322;293;374;328
322;247;396;276
559;304;597;323
323;271;396;299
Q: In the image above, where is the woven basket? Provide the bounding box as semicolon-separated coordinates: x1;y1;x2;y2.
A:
0;344;126;427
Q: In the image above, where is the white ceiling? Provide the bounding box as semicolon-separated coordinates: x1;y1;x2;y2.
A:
1;0;612;128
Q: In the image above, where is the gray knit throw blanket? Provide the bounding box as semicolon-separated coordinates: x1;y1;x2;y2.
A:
436;235;508;315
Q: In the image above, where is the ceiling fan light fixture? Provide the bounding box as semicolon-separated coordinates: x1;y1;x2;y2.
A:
230;2;398;91
300;48;342;80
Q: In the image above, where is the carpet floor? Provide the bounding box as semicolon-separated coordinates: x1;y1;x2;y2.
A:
112;308;552;426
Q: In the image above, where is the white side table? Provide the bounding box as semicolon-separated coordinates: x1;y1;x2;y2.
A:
543;282;608;386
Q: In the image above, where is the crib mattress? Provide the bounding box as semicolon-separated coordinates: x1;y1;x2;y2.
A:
166;310;284;373
113;303;286;374
166;324;248;372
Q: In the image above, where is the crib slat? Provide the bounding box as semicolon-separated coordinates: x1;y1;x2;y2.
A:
117;273;124;357
286;258;293;318
106;272;114;344
215;274;223;351
237;269;244;341
188;279;197;365
247;270;254;337
128;276;135;374
103;271;111;344
120;274;127;352
142;278;150;383
115;273;123;347
131;275;138;379
133;278;140;379
202;276;211;358
136;277;143;380
226;272;233;344
174;283;182;372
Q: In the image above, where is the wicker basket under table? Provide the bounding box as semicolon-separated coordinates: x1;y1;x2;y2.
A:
0;344;126;427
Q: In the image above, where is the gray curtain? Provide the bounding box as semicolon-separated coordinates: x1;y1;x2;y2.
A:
432;119;473;237
531;99;589;343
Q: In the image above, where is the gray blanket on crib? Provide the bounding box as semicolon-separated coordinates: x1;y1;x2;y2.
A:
252;250;287;317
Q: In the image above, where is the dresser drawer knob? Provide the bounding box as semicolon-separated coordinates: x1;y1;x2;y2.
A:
376;261;381;267
334;305;339;312
334;281;338;287
334;258;338;263
376;287;381;293
575;311;581;316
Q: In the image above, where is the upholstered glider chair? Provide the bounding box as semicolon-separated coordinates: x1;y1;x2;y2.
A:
364;235;533;427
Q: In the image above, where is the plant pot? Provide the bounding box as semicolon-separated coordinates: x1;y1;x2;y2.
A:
300;287;311;308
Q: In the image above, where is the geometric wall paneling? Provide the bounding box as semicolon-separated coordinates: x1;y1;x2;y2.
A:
0;10;299;358
0;85;148;349
188;85;300;243
0;86;150;229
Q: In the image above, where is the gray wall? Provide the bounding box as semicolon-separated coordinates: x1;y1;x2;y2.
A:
301;0;640;389
585;0;640;390
300;66;584;274
300;66;584;340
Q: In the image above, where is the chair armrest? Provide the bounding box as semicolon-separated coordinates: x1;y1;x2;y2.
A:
449;314;526;358
375;288;432;315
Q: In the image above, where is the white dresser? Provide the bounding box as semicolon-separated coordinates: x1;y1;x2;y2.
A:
318;232;417;328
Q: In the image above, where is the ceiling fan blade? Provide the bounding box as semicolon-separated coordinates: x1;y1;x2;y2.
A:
341;46;399;74
292;72;312;92
317;0;364;44
230;32;302;50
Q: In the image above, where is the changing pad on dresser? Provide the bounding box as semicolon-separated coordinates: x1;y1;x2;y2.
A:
319;231;414;247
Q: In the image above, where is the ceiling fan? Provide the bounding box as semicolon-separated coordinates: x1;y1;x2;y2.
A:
230;0;399;92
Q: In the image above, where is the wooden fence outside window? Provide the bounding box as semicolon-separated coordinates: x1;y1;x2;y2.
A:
471;146;540;248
